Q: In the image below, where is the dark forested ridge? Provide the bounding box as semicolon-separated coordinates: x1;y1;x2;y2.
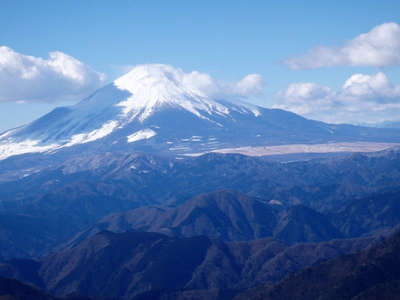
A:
0;149;400;299
0;149;400;259
0;230;377;300
236;227;400;300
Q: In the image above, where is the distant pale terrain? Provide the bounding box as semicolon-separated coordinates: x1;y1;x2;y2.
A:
200;142;400;156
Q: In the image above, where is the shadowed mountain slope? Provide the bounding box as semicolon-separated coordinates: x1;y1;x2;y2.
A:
65;190;342;248
0;230;377;300
236;227;400;300
0;149;400;259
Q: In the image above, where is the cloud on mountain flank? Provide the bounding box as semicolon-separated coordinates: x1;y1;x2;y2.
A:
119;64;265;100
285;23;400;69
275;72;400;124
0;46;106;102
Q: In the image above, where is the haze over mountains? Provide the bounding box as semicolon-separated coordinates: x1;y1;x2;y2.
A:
1;64;400;299
3;0;400;297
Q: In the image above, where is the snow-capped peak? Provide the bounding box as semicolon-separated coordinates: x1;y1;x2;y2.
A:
114;64;236;121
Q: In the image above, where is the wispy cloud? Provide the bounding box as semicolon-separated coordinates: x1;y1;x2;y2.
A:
0;46;106;102
275;72;400;123
119;64;265;99
285;23;400;69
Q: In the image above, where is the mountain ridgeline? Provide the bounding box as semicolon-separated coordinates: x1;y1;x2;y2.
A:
0;149;400;260
0;230;377;300
66;190;343;247
236;226;400;300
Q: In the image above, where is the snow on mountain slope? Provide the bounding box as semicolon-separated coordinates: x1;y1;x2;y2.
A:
1;64;400;160
127;129;157;143
115;64;235;122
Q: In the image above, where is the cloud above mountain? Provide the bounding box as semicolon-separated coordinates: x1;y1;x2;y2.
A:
285;23;400;69
0;46;106;102
275;72;400;123
181;69;264;99
119;64;265;100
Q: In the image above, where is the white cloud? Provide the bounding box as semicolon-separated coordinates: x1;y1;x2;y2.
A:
0;46;106;102
342;72;400;101
276;82;333;115
184;70;264;99
275;72;400;123
120;64;265;99
285;22;400;69
234;74;264;96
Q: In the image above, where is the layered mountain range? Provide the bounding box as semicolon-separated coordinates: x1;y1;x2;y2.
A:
0;230;377;300
64;190;343;248
0;193;398;300
1;64;400;299
237;226;400;300
1;149;400;260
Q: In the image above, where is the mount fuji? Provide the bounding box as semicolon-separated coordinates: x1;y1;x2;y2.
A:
1;64;400;160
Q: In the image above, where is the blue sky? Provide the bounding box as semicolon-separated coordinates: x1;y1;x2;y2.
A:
1;0;400;130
